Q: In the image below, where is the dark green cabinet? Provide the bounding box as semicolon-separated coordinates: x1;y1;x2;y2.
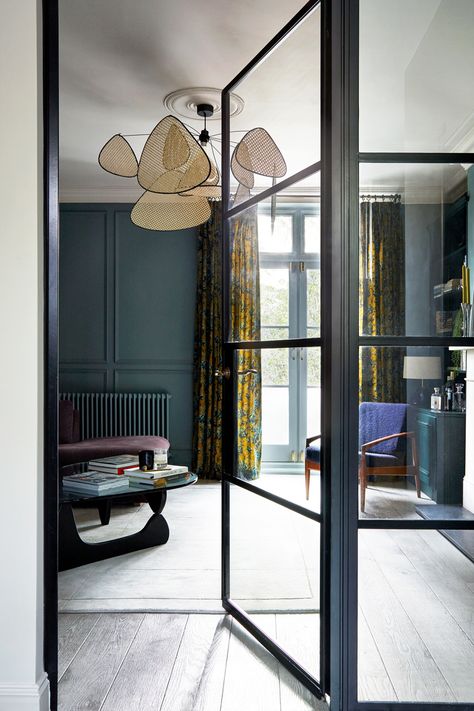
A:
414;408;465;504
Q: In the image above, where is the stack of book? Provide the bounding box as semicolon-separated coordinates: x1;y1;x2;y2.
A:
126;465;190;488
62;471;129;494
88;454;140;475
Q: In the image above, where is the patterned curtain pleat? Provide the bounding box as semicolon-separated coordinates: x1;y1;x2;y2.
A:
359;199;406;403
192;204;223;480
231;209;262;480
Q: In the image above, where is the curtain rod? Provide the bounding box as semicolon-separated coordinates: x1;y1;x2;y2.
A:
360;193;401;202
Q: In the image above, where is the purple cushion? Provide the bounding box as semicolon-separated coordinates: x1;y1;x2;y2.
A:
59;400;75;444
59;435;170;467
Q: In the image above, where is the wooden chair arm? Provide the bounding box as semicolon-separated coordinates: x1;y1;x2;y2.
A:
360;431;414;454
306;434;321;448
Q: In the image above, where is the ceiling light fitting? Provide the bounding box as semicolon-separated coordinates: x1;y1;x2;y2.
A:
98;90;287;231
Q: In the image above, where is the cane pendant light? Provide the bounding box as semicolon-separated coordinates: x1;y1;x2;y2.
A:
181;184;221;200
231;145;254;188
138;115;211;194
131;191;212;231
98;134;138;177
235;127;287;178
98;93;286;231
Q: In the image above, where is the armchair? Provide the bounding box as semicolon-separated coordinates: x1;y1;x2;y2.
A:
359;402;420;512
304;434;321;500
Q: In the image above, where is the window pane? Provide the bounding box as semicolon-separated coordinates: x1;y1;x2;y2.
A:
359;529;474;702
358;346;467;521
359;164;471;337
307;269;320;335
258;214;293;253
304;214;320;254
261;326;289;342
260;268;289;327
360;0;474;152
262;348;288;386
262;387;289;444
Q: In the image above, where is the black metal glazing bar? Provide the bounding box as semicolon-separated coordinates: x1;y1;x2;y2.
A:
358;519;474;531
224;162;321;220
356;703;474;711
43;0;59;709
222;0;320;95
359;336;474;347
223;598;324;700
359;152;474;164
224;473;322;522
226;337;322;350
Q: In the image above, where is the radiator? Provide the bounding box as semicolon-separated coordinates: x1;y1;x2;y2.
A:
59;392;171;441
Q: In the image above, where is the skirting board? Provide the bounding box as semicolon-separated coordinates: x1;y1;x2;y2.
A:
0;673;49;711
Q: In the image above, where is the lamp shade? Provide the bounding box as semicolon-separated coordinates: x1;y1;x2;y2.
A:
403;356;441;380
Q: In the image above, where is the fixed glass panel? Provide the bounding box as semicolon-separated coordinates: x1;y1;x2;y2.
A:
358;528;474;702
230;484;320;679
229;181;320;343
358;346;466;520
359;164;472;337
234;347;321;514
227;5;320;207
360;0;474;152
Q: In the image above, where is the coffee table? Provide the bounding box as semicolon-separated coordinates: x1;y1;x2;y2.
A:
59;463;197;571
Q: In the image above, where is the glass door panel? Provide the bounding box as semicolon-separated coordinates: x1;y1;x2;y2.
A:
222;2;324;701
227;4;321;208
234;347;321;514
230;483;321;675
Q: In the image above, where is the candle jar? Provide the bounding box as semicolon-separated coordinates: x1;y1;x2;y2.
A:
154;448;168;470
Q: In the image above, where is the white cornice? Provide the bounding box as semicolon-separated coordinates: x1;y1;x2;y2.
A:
59;186;142;203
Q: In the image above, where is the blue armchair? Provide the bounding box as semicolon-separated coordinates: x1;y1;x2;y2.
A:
359;402;420;512
304;402;420;510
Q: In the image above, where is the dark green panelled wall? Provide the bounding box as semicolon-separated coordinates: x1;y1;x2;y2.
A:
59;204;198;467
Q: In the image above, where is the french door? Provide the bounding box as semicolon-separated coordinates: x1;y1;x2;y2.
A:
221;0;328;700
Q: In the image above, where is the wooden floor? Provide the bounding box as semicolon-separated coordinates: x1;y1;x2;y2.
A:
58;612;324;711
58;477;474;704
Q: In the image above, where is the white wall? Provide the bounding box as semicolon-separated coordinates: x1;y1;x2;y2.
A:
0;1;48;710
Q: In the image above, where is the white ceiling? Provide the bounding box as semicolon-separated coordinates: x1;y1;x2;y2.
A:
59;0;474;202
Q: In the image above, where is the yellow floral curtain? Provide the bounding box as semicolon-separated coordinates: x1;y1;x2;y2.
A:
231;208;262;480
192;204;223;479
359;197;405;402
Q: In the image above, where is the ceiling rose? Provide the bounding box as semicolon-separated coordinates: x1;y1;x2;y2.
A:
163;87;244;121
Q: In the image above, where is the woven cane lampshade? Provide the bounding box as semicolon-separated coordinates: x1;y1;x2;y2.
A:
131;191;211;231
98;93;286;231
138;116;211;194
99;134;138;177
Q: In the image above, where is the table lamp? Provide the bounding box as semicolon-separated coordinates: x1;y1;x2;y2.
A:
403;355;442;405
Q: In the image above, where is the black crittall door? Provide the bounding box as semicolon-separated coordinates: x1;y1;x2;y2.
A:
219;1;329;700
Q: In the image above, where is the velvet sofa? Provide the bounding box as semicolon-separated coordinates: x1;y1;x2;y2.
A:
59;399;170;467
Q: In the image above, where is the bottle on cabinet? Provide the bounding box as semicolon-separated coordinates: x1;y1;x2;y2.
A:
431;387;443;411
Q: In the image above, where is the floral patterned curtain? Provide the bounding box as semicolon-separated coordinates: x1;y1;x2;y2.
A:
192;204;223;479
231;208;262;480
359;198;405;402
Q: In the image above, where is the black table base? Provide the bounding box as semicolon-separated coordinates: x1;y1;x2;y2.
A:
59;491;169;571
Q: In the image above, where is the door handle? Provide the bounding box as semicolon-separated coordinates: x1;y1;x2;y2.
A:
237;368;258;376
214;367;231;380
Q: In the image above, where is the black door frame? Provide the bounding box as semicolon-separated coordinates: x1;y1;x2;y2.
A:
43;0;474;709
43;0;59;709
220;0;328;700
